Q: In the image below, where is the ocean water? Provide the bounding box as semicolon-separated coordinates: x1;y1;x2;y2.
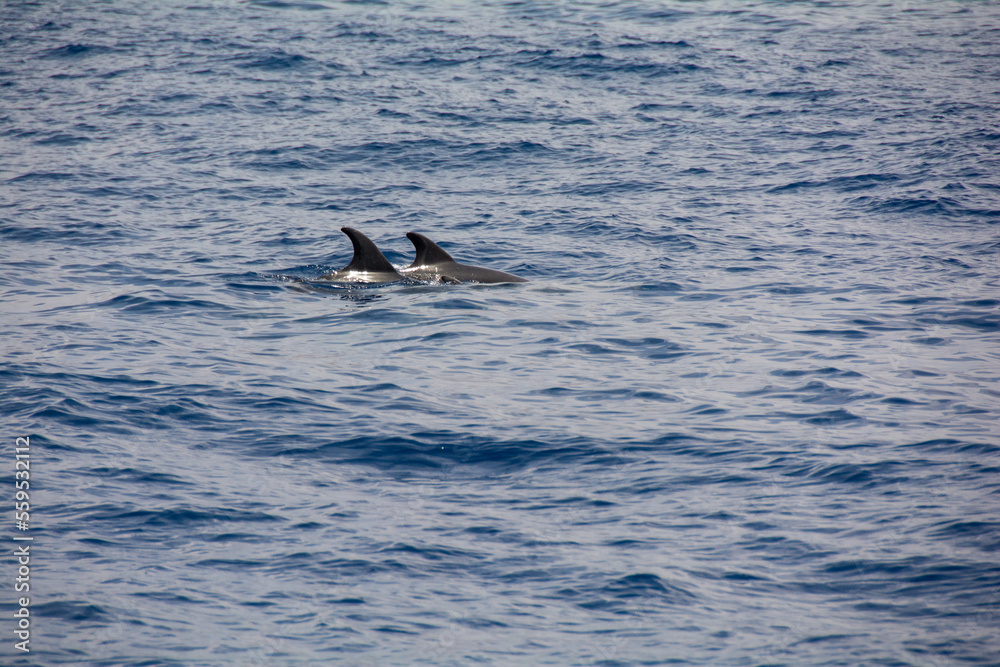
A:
2;0;1000;664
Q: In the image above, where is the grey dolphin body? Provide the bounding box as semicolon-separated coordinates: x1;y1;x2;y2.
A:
400;232;527;283
318;227;404;283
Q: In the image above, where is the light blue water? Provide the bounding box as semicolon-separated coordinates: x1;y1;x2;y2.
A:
2;1;999;665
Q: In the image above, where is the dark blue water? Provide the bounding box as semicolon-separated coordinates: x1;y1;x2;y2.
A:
3;0;1000;664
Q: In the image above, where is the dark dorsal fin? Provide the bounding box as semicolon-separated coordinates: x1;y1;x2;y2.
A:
341;227;398;274
406;231;455;267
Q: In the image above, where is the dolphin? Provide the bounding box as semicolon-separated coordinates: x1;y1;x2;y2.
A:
318;227;404;283
400;232;527;284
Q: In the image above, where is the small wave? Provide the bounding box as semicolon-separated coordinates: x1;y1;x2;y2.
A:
788;460;907;486
34;600;110;622
93;293;237;315
619;282;685;295
616;39;693;50
233;49;318;70
792;328;870;339
86;467;192;486
855;194;1000;219
765;88;839;100
33;132;92;146
260;432;625;471
533;386;680;403
42;43;119;58
754;408;865;427
244;0;332;9
515;50;699;79
768;173;899;193
84;505;284;528
929;520;1000;551
769;367;864;379
230;138;558;172
6;171;78;182
912;311;1000;332
556;572;697;612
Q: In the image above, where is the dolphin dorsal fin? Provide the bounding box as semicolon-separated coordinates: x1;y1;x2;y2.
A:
341;227;398;273
406;232;455;267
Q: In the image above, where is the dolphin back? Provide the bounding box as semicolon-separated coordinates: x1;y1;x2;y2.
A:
405;232;455;267
402;231;527;283
318;227;403;282
342;227;399;274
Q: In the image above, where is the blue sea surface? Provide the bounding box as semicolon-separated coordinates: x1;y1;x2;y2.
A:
2;0;1000;664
